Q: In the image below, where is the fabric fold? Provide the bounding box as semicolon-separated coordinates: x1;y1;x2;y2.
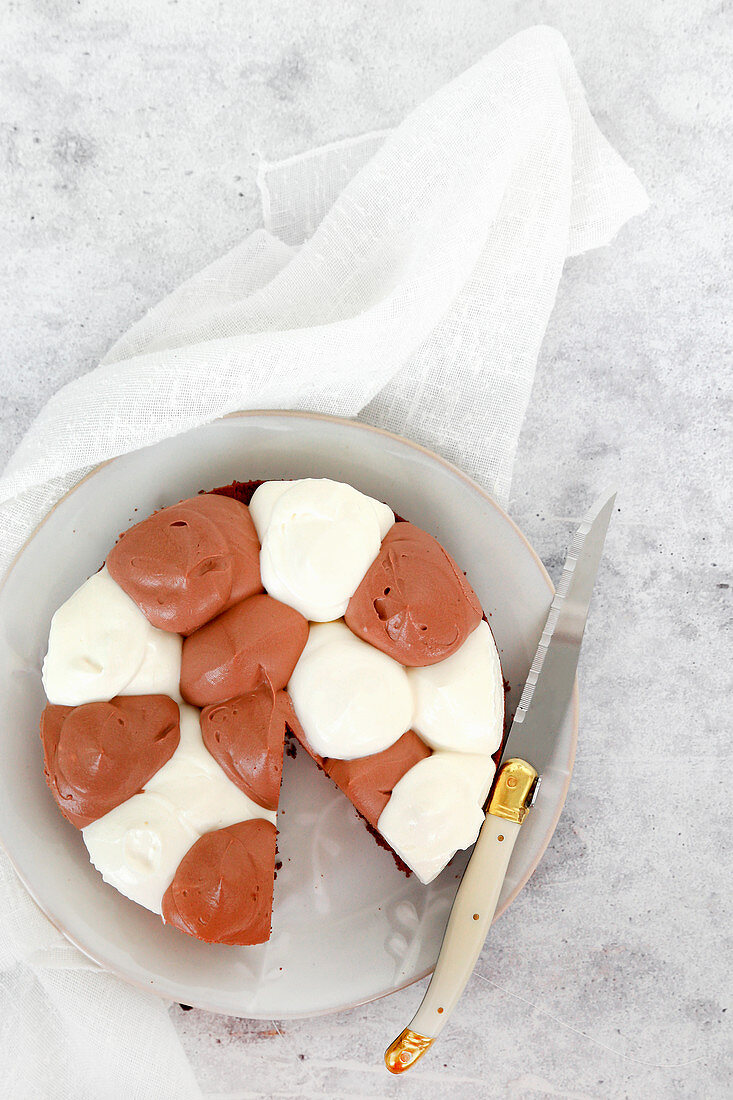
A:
0;27;646;567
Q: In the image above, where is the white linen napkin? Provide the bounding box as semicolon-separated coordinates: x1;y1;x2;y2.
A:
0;27;647;1099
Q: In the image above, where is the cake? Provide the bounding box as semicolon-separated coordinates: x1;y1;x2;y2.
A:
39;478;505;945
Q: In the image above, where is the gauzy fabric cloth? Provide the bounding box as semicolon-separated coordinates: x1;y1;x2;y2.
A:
0;27;647;1100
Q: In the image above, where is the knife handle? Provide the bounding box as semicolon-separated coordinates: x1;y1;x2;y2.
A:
384;759;538;1074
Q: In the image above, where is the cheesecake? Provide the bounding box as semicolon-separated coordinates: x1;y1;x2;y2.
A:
40;478;505;944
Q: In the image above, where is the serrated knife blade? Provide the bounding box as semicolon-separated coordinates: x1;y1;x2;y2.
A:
500;488;616;775
385;488;616;1074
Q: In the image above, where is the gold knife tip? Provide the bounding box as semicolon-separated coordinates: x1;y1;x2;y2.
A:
384;1028;435;1074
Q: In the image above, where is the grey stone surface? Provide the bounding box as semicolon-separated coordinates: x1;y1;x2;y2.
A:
1;1;730;1097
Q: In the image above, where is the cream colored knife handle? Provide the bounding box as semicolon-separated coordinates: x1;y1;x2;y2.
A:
385;759;538;1074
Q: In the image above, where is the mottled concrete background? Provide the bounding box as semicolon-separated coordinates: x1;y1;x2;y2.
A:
1;1;730;1097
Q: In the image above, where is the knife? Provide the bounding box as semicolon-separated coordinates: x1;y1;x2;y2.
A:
384;489;616;1074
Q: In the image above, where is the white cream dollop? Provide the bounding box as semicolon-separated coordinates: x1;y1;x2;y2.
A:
288;620;413;760
83;703;275;913
144;703;276;832
42;568;182;706
250;478;394;622
377;751;496;884
407;620;504;756
120;630;182;701
83;791;198;914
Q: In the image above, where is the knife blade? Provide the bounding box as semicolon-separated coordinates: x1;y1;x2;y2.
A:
384;489;616;1074
501;488;617;773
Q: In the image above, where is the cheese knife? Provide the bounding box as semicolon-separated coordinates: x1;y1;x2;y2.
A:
385;489;616;1073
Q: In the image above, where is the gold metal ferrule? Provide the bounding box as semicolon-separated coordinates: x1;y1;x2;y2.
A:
487;758;539;824
384;1028;435;1073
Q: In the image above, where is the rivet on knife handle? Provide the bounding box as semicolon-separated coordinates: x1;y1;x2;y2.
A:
384;1028;435;1073
384;759;538;1074
487;757;540;823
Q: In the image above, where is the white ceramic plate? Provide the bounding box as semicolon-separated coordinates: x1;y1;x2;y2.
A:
0;412;577;1018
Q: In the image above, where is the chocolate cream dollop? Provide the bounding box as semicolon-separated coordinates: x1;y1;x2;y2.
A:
282;698;431;830
180;594;309;707
40;695;180;828
345;522;482;665
200;680;289;812
161;818;277;945
325;732;432;829
107;494;262;635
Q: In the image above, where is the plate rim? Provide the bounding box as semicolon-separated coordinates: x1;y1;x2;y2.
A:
0;409;578;1018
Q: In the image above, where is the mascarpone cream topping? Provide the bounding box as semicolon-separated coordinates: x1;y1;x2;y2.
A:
121;629;182;700
144;703;276;833
250;479;394;621
106;493;262;635
287;620;413;760
83;791;199;914
42;477;508;922
83;702;275;914
345;521;483;665
180;593;308;707
161;818;277;946
200;680;288;812
40;695;180;828
42;568;182;706
407;620;504;755
377;751;497;884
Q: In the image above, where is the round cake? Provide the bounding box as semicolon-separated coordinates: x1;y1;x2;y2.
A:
40;478;505;945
